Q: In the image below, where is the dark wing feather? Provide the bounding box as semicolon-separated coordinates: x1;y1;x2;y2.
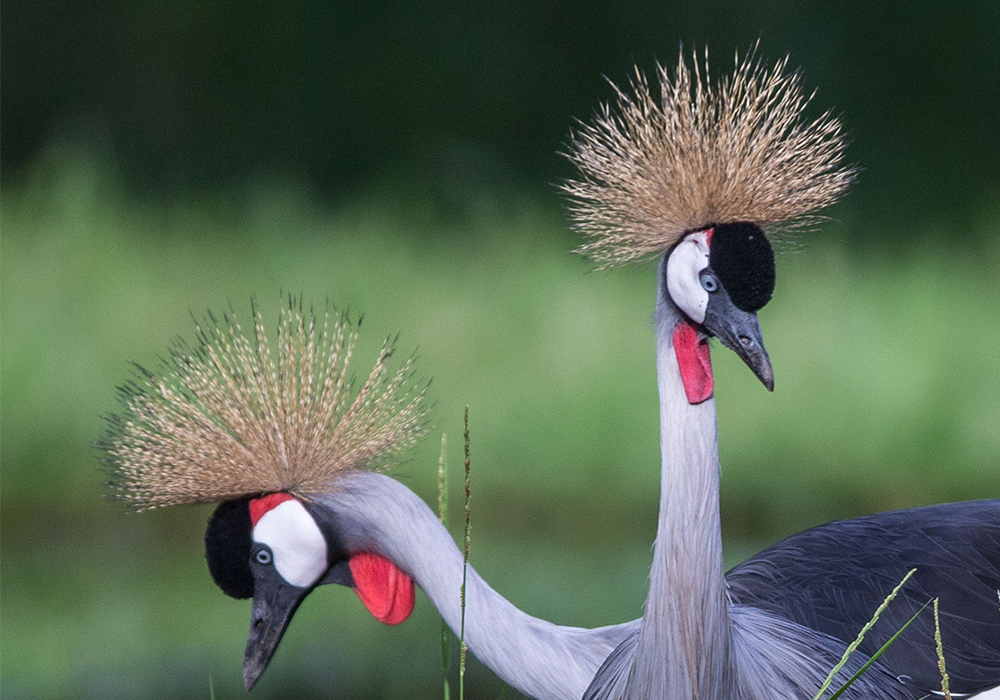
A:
726;500;1000;695
582;629;638;700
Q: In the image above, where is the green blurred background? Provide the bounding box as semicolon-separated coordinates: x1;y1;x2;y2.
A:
2;2;998;698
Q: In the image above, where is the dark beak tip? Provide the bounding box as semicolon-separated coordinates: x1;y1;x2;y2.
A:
243;666;257;692
243;582;309;694
243;662;265;692
758;366;775;392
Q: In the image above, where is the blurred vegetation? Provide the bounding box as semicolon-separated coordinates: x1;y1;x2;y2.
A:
3;1;1000;244
2;2;1000;698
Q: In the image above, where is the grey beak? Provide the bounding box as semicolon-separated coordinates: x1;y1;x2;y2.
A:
702;292;774;391
243;582;309;691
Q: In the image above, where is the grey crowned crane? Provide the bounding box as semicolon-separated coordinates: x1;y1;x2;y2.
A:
563;49;1000;699
101;54;1000;699
101;297;999;697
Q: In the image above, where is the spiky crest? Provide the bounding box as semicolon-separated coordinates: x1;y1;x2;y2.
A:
101;296;429;510
563;45;855;267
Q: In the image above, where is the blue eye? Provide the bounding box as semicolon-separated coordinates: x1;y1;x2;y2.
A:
255;549;272;565
699;272;719;293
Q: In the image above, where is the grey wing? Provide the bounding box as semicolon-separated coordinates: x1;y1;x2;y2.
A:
581;628;638;700
580;610;919;700
726;499;1000;695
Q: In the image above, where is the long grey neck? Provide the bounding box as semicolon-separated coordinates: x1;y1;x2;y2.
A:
316;471;631;700
623;266;734;699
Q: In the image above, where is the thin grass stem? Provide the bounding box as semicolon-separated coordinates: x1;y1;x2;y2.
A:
934;598;952;700
824;598;931;700
811;569;916;700
437;433;452;700
460;407;471;700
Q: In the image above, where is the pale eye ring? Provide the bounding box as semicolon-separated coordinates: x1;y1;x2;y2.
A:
255;549;272;565
699;271;719;293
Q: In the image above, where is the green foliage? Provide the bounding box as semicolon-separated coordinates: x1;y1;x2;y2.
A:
5;2;999;244
1;156;998;698
821;600;930;700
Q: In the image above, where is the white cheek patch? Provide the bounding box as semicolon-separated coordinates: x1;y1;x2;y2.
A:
252;500;328;588
666;231;711;324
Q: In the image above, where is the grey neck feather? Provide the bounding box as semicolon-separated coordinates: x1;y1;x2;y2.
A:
622;261;735;699
315;471;635;700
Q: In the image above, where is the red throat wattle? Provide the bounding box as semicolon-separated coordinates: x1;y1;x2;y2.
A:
673;321;714;404
349;552;415;625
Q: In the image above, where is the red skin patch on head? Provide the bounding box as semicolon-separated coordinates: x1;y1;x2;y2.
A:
249;493;295;527
349;552;415;625
703;226;714;246
673;321;714;404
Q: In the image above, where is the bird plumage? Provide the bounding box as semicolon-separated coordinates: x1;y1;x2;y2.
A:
101;296;428;509
563;45;855;267
727;500;1000;695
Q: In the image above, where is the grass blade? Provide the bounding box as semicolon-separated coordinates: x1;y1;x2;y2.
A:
823;597;931;700
811;569;916;700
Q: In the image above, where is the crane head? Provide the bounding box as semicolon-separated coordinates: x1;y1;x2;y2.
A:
665;222;775;391
205;492;414;691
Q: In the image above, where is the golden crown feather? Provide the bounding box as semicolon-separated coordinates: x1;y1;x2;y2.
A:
101;296;430;511
563;45;856;267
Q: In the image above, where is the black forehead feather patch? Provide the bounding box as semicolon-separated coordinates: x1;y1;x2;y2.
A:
205;497;254;599
708;222;775;312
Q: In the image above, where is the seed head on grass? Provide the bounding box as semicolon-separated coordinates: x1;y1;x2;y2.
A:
934;598;952;700
460;406;472;700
